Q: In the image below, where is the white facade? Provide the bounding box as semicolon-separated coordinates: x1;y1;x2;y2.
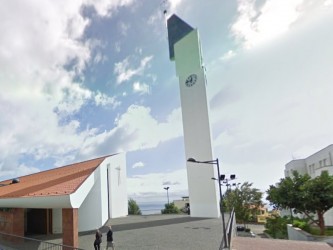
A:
69;153;127;232
285;145;333;178
78;153;127;231
284;145;333;226
0;153;128;233
168;15;220;218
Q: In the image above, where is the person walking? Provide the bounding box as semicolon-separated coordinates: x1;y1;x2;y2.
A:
93;229;102;250
106;225;115;250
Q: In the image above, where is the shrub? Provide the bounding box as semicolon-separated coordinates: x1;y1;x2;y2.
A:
128;198;142;215
264;215;292;239
292;219;310;232
161;202;180;214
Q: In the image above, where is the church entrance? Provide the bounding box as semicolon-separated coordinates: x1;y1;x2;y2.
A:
25;209;52;235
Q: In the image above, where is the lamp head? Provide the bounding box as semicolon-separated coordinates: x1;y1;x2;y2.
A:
187;158;196;163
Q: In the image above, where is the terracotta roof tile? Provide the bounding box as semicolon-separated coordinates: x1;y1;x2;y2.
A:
0;155;110;199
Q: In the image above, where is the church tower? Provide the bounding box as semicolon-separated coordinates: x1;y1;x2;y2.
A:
167;15;219;218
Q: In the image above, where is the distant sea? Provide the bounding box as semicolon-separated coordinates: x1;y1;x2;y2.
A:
138;202;165;215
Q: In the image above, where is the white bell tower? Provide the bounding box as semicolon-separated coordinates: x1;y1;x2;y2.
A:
167;15;219;218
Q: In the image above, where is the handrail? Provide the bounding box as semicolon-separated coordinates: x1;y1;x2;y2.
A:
0;231;84;250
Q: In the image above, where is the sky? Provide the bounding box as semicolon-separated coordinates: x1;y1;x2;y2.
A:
1;0;333;204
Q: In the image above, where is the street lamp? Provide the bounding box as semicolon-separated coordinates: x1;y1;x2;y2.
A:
187;158;228;248
212;175;237;192
220;174;236;190
164;187;170;204
221;174;236;192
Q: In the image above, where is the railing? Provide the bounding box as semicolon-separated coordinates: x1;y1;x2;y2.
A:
220;208;236;250
0;232;84;250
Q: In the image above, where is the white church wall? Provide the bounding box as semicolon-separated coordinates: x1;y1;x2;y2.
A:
52;208;62;233
78;168;104;232
77;153;127;232
106;153;127;218
99;159;109;227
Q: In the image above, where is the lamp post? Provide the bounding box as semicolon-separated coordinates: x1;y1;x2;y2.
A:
164;187;170;204
187;158;227;248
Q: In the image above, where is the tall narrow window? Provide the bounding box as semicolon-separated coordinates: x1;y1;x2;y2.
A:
116;166;121;186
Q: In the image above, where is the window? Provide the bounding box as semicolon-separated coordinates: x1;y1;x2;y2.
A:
308;164;315;174
319;159;327;167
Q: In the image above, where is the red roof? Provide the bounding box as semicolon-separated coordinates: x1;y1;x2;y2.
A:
0;156;109;198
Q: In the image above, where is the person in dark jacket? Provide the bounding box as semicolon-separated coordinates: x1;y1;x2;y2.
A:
94;229;102;250
106;225;115;250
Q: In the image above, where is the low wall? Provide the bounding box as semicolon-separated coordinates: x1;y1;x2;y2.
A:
0;208;24;237
287;224;333;244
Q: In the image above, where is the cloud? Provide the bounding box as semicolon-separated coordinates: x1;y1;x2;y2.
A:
114;55;153;84
209;4;333;191
93;52;108;64
232;0;304;49
114;42;121;53
324;0;332;6
0;164;40;179
94;91;121;108
132;161;145;169
78;105;183;157
0;0;137;180
84;0;136;17
127;168;188;202
220;50;236;61
118;21;130;36
133;81;151;95
162;181;180;185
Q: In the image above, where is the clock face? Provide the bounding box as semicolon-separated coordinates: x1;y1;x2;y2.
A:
185;74;197;87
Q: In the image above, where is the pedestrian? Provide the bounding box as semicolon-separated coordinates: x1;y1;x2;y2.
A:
106;225;115;250
93;229;102;250
185;203;190;215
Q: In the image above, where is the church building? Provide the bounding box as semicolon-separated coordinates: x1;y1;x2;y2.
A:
0;153;127;247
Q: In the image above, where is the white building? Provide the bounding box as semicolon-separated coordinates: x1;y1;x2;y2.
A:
285;145;333;178
0;153;127;247
284;144;333;226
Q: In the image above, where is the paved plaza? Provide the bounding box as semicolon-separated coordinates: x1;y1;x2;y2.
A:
78;214;224;250
37;214;223;250
1;214;332;250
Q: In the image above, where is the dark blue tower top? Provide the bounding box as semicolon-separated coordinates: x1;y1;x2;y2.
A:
167;14;194;61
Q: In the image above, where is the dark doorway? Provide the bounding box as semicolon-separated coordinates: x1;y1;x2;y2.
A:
26;209;52;235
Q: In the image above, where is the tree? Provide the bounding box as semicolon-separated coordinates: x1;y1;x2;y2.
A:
161;202;180;214
224;182;263;226
128;198;142;215
266;171;311;217
267;171;333;235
